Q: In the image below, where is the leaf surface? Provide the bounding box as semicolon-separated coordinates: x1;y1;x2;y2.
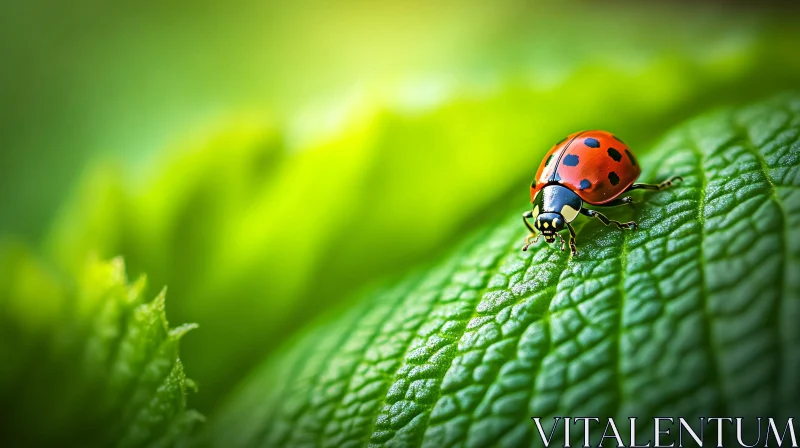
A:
0;253;200;447
45;19;800;408
204;94;800;447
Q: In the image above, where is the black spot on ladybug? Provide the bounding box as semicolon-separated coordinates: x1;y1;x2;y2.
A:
579;179;591;190
625;149;637;166
563;154;579;166
584;137;600;148
612;135;625;144
531;180;536;189
608;171;620;186
607;147;622;162
545;154;554;166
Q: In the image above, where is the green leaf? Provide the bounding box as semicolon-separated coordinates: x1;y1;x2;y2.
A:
45;21;800;408
202;93;800;447
0;252;201;446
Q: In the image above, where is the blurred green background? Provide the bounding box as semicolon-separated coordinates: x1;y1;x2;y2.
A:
2;0;800;418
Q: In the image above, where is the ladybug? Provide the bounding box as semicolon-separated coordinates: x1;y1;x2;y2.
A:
523;130;682;256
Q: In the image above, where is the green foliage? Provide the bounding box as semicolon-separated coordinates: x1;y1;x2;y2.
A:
3;3;800;446
0;251;200;447
202;94;800;447
45;23;800;408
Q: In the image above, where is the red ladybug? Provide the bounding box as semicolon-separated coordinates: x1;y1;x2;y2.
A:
523;130;682;256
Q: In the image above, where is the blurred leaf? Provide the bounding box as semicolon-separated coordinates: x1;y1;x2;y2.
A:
0;251;200;447
202;94;800;447
45;15;800;409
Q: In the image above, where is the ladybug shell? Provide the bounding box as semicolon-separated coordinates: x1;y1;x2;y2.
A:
530;130;641;205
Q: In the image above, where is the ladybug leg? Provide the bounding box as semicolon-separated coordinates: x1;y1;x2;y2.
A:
556;232;566;252
521;211;540;251
522;211;536;232
598;196;634;207
580;208;638;231
627;175;683;192
566;223;578;256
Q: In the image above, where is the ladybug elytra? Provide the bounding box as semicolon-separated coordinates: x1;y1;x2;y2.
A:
523;130;682;256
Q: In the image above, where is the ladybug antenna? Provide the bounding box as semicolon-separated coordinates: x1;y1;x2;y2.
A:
522;233;541;251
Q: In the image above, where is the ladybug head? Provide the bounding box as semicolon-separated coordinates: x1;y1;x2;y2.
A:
531;184;582;246
535;212;565;243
